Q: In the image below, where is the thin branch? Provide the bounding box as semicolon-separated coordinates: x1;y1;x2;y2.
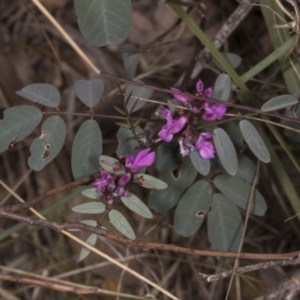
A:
0;273;98;294
100;72;300;125
0;208;299;261
1;172;100;213
199;256;300;282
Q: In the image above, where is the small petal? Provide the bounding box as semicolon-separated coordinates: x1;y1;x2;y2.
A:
158;128;173;142
92;177;106;187
170;116;188;134
125;148;155;171
171;87;188;103
115;186;125;196
196;80;204;93
211;104;227;120
202;102;226;121
123;190;129;197
204;87;213;98
199;141;215;159
107;183;116;192
118;173;131;186
107;198;114;205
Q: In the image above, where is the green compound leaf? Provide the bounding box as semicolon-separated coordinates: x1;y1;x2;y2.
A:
148;156;197;213
174;180;213;237
261;95;298;112
28;116;66;171
189;151;210;175
155;141;182;173
71;120;102;180
74;79;105;108
133;174;168;190
213;127;238;175
116;126;144;157
121;44;140;80
109;209;136;239
212;73;231;102
208;193;243;253
125;81;153;113
98;155;125;175
72;202;106;214
79;233;98;261
239;120;270;163
0;105;42;153
16;83;60;107
81;188;100;200
213;174;267;216
236;154;257;184
74;0;132;47
121;193;153;218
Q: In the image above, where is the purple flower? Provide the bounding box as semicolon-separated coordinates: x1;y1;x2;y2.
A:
195;132;215;159
196;80;213;98
170;87;192;103
92;170;115;194
158;109;188;142
118;173;131;186
202;102;226;121
125;148;155;172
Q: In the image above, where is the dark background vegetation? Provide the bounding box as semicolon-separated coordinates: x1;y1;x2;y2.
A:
0;0;300;299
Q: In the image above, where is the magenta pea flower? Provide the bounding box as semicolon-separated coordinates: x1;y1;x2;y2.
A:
202;102;226;121
125;148;155;172
196;80;213;98
170;87;192;104
158;109;188;142
195;132;215;159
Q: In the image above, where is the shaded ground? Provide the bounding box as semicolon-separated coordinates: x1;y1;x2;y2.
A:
0;0;300;299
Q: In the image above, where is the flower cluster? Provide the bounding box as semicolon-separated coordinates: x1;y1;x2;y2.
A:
158;80;227;159
93;148;155;204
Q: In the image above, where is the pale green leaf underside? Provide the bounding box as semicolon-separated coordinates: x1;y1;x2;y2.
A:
189;151;210;175
109;209;136;239
148;156;197;213
213;127;238;175
239;120;270;163
121;193;153;218
98;155;125;175
79;233;98;261
213;174;267;216
16;83;60;107
28;116;66;171
208;194;243;253
133;174;168;190
212;73;231;102
72;202;106;214
121;44;140;80
74;0;132;47
0;105;42;153
81;188;100;200
125;81;153;112
174;180;213;237
74;79;105;108
261;95;298;112
71;120;102;180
